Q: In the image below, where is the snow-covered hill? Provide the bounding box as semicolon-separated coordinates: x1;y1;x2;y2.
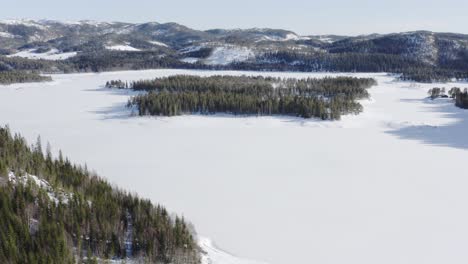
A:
1;19;467;67
7;48;77;60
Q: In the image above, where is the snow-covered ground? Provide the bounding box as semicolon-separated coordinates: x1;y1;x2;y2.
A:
1;70;468;264
148;40;169;47
204;46;254;65
179;44;255;65
7;48;78;60
105;44;141;51
200;237;268;264
181;57;200;64
8;171;73;204
0;19;48;29
0;31;18;38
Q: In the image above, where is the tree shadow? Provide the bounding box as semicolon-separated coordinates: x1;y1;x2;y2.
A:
84;86;142;96
89;103;139;120
386;97;468;150
86;86;141;120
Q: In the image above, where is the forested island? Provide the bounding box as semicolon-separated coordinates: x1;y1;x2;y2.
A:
428;87;468;109
0;126;200;264
106;75;377;120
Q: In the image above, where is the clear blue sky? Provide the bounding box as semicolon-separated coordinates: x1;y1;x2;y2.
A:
2;0;467;35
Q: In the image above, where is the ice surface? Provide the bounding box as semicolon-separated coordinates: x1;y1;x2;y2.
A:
1;70;468;264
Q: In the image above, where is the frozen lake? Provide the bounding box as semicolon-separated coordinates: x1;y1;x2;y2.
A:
1;69;468;264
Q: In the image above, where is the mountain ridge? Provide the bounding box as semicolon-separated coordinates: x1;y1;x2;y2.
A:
1;19;467;82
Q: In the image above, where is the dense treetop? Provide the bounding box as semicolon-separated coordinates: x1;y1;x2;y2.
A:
0;71;51;84
0;126;200;264
106;75;377;120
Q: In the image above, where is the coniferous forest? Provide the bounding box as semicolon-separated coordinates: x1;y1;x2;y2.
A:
454;89;468;109
0;126;199;264
1;49;467;85
106;75;377;120
0;71;51;84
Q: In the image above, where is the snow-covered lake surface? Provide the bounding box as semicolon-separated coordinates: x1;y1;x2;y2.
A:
1;69;468;264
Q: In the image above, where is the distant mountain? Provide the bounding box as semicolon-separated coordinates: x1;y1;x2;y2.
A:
0;19;467;82
327;31;468;65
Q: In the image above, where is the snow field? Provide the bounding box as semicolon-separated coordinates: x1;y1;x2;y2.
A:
7;48;78;60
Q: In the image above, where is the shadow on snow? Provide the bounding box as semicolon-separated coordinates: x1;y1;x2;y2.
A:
386;97;468;150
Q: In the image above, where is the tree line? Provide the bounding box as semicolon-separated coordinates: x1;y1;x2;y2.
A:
2;49;468;84
0;71;51;84
400;69;468;83
234;51;468;83
106;75;377;120
0;126;199;264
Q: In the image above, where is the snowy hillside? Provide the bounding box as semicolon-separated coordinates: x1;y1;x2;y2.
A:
204;46;254;65
1;19;467;69
105;44;141;51
7;48;77;60
1;70;468;264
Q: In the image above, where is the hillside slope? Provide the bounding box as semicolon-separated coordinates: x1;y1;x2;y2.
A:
0;20;467;81
0;126;200;263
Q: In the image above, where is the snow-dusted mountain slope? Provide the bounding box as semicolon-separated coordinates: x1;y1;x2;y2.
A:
1;70;468;264
7;48;77;60
0;19;467;67
203;46;254;65
105;44;141;51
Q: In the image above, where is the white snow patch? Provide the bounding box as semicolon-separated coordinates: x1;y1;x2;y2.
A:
7;48;77;60
8;171;73;204
319;37;334;43
257;33;310;42
148;40;169;47
204;46;254;65
181;57;200;64
0;31;18;38
105;45;141;51
180;45;203;54
0;19;48;30
200;237;268;264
